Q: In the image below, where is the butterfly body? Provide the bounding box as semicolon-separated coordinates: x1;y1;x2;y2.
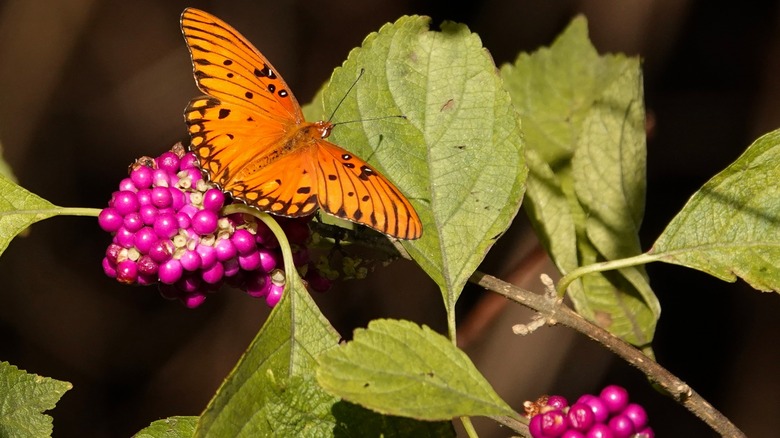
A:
181;8;421;239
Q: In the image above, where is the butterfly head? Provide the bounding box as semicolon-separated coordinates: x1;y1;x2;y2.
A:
314;120;334;139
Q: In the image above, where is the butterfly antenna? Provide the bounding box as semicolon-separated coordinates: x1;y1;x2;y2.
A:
328;68;365;122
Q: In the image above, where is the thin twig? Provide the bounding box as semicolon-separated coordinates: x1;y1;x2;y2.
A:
470;270;746;438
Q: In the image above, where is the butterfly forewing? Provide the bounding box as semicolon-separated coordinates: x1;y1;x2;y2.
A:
181;8;423;239
185;96;291;188
181;8;302;124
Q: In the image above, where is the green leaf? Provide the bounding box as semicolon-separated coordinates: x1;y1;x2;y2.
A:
0;173;58;257
317;319;517;421
331;402;455;437
314;15;526;312
133;417;197;438
194;273;341;436
650;128;780;292
0;361;72;438
501;16;658;346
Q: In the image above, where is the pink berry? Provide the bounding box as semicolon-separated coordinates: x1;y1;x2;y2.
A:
607;414;635;438
148;239;174;263
139;205;158;225
116;260;138;284
182;292;207;308
130;165;153;188
567;403;595;431
191;210;218;235
223;257;240;277
599;385;629;414
176;211;191;230
102;257;117;278
152;169;170;187
577;395;609;423
179;250;202;271
547;395;568;410
118;177;136;192
105;243;122;263
123;212;143;232
136;188;152;206
238;251;262;271
258;248;278;272
245;273;271;298
170;187;186;210
585;423;613;438
539;410;568;437
196;244;217;270
153;212;178;239
231;229;256;254
136;255;159;276
179;152;198;170
265;283;284;307
98;208;123;232
203;188;225;211
214;238;237;261
151;186;173;208
113;191;140;216
156;151;180;172
620;403;648;430
114;226;135;248
201;261;225;284
158;259;183;284
133;227;158;254
561;431;585;438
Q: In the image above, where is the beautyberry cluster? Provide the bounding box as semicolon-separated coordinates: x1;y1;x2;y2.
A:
524;385;653;438
98;144;326;308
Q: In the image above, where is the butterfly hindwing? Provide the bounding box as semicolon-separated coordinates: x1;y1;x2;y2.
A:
314;140;422;240
181;8;302;124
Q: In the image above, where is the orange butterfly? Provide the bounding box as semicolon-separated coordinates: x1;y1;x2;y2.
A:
180;8;422;240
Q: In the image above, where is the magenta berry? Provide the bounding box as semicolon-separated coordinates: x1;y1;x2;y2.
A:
265;282;284;307
585;424;613;438
567;403;595;431
130;165;153;188
158;259;183;284
577;395;609;423
156;151;180;172
561;431;584;438
113;191;140;215
202;188;225;211
620;403;647;430
539;410;568;437
115;260;138;284
102;257;117;278
100;145;319;307
231;229;256;254
201;262;225;284
151;186;173;208
98;208;123;232
607;414;634;438
547;395;568;410
599;385;629;414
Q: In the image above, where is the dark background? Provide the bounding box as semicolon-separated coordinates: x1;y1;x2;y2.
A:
1;1;779;436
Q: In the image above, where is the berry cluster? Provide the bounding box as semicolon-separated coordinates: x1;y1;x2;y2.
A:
98;144;324;308
525;385;653;438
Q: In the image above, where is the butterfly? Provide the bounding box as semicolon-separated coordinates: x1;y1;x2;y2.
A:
180;8;422;240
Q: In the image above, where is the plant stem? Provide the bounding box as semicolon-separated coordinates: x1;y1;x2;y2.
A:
556;252;662;296
222;205;294;272
470;270;746;438
460;416;479;438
